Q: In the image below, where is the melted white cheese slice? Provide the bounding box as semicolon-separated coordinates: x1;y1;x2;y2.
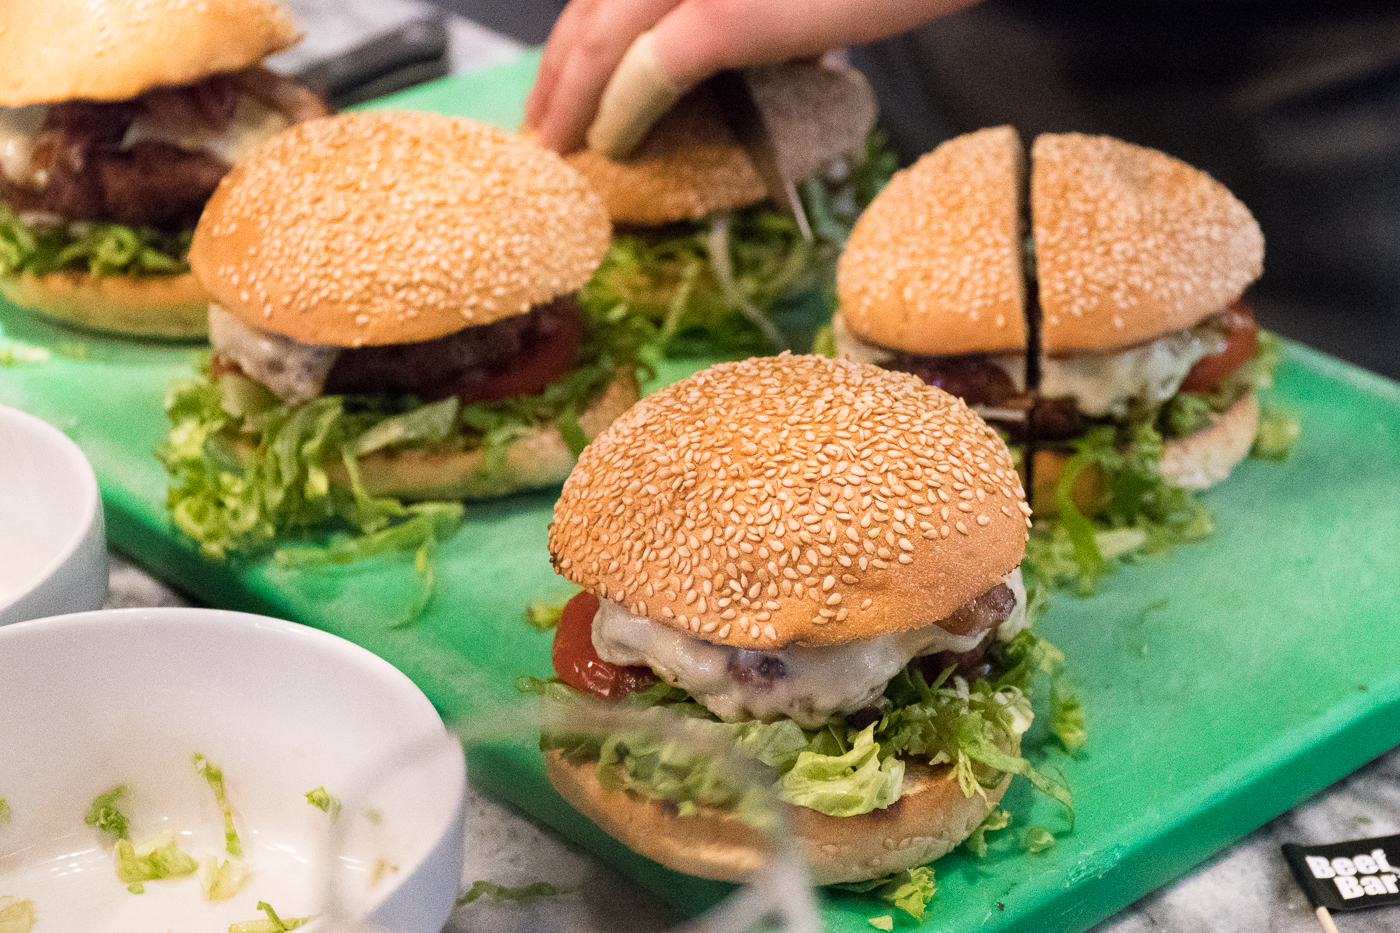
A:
209;304;339;404
120;94;291;166
593;569;1027;728
0;105;47;184
1041;323;1226;418
1;94;289;192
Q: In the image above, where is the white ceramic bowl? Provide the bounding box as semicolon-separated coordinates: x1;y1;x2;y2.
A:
0;404;107;625
0;608;466;933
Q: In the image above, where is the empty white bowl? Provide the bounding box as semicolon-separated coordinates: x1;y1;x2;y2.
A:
0;404;107;625
0;608;466;933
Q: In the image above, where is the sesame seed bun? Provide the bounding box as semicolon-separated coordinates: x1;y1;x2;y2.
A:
1033;133;1264;354
545;745;1011;885
0;270;207;340
189;112;612;348
548;354;1030;650
1157;392;1259;489
1030;392;1259;513
322;372;639;500
565;60;877;227
0;0;300;106
837;126;1028;357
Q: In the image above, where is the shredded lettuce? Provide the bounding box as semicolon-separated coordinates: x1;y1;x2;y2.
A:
85;786;132;840
524;595;573;632
780;723;903;815
1050;679;1087;755
868;917;894;931
114;834;200;893
540;629;1073;831
456;880;569;906
1025;826;1057;853
0;203;190;277
1026;422;1213;595
1252;404;1301;460
201;855;251;901
304;786;341;820
193;754;241;856
0;897;36;933
229;901;311;933
160;301;656;563
963;807;1012;859
0;798;10;825
832;865;937;922
579;131;896;358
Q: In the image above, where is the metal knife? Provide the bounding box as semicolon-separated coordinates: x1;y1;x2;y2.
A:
706;69;814;242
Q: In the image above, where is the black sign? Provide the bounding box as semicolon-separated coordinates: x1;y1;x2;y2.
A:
1283;834;1400;912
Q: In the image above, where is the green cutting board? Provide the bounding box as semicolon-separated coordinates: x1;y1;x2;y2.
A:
3;52;1400;932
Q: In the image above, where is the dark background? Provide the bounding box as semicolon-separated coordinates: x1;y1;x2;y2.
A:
431;0;1400;381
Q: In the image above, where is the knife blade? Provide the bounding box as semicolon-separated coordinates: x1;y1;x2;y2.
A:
706;69;814;242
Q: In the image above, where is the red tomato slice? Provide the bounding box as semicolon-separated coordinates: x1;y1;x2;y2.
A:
552;591;657;700
1179;300;1259;395
453;301;585;405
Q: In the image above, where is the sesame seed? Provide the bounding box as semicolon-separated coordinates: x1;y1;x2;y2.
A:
546;354;1026;649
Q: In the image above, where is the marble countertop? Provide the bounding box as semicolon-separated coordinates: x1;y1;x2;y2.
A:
95;2;1400;929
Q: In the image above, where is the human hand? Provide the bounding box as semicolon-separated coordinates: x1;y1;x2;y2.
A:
524;0;982;156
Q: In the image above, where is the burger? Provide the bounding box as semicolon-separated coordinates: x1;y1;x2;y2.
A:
161;111;652;560
833;128;1270;574
0;0;326;339
564;59;887;357
539;353;1068;886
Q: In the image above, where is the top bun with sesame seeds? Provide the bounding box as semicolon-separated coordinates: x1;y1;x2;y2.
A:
191;111;611;347
1032;132;1264;354
836;125;1028;358
0;0;300;106
548;353;1029;650
565;59;878;227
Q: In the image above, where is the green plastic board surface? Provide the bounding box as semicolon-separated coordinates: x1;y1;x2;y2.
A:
3;51;1399;932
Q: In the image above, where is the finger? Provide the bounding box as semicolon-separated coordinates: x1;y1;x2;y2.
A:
653;0;979;87
533;0;687;152
586;31;686;159
525;0;604;129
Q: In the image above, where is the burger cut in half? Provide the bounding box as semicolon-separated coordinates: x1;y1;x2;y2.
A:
834;127;1274;582
0;0;326;338
566;59;888;357
162;112;652;560
540;354;1070;886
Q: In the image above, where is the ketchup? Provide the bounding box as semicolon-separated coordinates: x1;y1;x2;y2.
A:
1179;300;1259;395
552;592;657;700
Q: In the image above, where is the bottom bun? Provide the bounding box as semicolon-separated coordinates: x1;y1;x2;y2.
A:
1031;392;1259;514
326;373;640;501
1158;392;1258;489
0;270;208;339
545;747;1010;886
